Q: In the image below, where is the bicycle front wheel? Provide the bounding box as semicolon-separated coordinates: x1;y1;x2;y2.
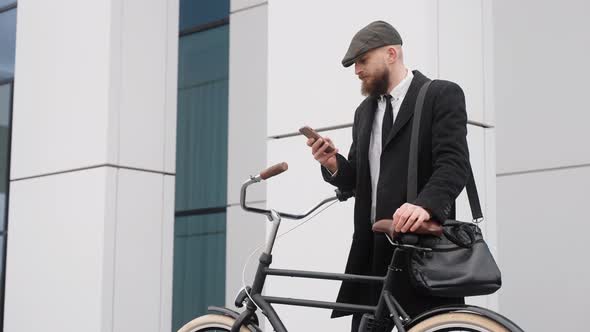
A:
408;312;509;332
177;314;251;332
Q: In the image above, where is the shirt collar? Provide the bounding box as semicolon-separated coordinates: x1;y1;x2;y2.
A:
381;69;413;101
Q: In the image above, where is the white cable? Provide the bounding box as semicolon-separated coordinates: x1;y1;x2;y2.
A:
238;242;265;310
240;199;339;310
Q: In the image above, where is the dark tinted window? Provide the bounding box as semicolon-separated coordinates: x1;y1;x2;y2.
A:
179;0;229;32
173;2;229;330
0;3;15;328
0;1;16;9
0;8;17;81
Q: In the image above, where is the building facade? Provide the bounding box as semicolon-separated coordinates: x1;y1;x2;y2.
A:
1;0;589;331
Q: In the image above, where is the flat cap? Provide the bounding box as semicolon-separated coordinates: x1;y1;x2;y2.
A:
342;21;403;68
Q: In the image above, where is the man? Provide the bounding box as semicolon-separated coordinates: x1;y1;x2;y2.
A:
306;21;470;331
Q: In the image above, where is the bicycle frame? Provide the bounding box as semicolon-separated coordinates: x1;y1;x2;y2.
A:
232;173;412;332
226;167;523;332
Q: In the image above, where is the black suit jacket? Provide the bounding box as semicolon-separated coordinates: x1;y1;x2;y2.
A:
321;70;470;317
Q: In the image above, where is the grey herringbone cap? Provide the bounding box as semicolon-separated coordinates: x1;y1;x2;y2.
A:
342;21;403;68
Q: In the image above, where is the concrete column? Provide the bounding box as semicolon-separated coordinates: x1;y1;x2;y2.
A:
4;0;178;331
226;0;268;310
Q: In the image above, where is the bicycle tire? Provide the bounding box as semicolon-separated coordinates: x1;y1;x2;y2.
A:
177;314;251;332
408;312;509;332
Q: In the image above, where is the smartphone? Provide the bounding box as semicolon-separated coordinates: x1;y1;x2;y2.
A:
299;126;335;153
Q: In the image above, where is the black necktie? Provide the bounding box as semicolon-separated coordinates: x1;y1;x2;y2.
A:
382;94;393;147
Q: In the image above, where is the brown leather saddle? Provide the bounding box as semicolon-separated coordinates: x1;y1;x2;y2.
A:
372;219;443;240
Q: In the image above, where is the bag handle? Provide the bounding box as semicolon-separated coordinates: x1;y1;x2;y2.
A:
407;81;483;222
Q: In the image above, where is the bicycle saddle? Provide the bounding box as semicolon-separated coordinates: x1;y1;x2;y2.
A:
372;219;443;241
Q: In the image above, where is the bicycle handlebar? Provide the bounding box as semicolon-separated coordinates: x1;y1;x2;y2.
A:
240;162;354;219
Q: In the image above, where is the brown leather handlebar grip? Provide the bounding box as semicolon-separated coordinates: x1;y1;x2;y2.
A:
260;162;289;180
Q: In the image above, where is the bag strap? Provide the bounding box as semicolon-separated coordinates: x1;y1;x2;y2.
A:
407;80;484;222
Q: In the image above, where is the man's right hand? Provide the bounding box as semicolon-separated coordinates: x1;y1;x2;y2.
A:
307;137;339;174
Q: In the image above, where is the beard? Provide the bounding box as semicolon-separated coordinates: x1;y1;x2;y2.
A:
361;66;390;97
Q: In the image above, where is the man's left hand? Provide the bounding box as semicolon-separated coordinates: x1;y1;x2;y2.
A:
393;203;431;233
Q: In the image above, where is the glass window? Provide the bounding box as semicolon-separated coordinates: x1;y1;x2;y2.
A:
0;4;15;328
174;1;230;328
173;12;229;331
172;213;226;331
0;8;17;81
0;233;4;307
179;0;229;32
0;1;16;9
175;25;229;212
0;83;11;233
178;26;229;88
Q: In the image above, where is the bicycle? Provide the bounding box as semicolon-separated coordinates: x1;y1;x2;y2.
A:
178;162;523;332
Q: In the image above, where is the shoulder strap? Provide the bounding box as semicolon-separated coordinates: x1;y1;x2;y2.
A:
407;81;483;222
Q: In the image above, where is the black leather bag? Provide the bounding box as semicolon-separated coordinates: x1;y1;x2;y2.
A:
406;81;502;298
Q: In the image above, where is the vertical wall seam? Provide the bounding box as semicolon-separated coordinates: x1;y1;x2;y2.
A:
162;0;170;177
158;175;165;332
159;2;170;329
482;0;498;310
480;0;490;309
110;169;120;332
111;2;125;329
108;0;123;170
116;1;125;168
159;4;168;327
436;0;440;78
479;0;488;227
480;0;488;126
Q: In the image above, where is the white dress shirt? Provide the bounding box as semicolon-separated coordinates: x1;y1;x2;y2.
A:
369;69;414;222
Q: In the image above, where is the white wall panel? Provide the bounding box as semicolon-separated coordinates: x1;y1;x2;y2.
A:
497;166;590;331
4;168;113;331
266;128;353;331
116;0;176;172
164;0;180;174
11;0;179;179
231;0;266;12
228;4;268;205
11;0;111;179
493;2;590;327
494;0;590;174
5;168;174;332
102;168;118;331
7;1;178;331
267;0;438;136
439;0;486;123
226;4;268;309
160;175;175;332
112;169;168;332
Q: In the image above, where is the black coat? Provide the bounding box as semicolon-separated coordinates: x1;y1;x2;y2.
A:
321;70;470;318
